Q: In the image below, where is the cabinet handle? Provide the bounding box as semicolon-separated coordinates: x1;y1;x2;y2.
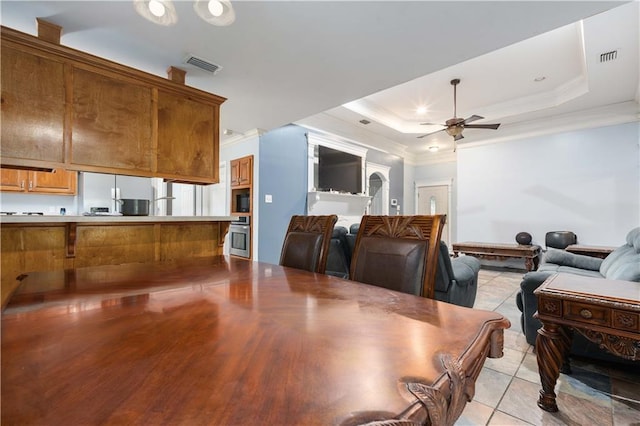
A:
29;181;33;190
20;180;25;189
580;309;593;319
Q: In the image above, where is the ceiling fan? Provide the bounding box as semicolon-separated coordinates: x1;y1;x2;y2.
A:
417;78;501;150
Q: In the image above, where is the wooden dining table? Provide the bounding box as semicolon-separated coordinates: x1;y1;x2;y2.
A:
1;255;510;425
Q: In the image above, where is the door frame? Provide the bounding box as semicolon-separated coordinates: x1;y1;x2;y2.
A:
414;179;453;247
366;162;390;215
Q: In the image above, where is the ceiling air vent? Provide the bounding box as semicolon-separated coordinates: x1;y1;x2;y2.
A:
359;119;371;125
599;50;618;63
184;54;222;74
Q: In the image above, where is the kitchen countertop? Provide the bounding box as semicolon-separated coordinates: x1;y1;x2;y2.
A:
0;215;238;224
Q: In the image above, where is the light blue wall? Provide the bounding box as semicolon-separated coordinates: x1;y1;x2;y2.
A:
456;122;639;246
257;125;407;264
258;125;309;265
410;122;640;246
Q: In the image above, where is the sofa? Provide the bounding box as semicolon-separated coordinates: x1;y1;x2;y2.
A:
516;227;640;362
325;226;351;279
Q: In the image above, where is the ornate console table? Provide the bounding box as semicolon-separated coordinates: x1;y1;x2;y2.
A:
452;242;541;271
534;273;640;412
565;244;616;259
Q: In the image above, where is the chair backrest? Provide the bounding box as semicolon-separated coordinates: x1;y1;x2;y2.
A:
349;215;446;299
279;215;338;274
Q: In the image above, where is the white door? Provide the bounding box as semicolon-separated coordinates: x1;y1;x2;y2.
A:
417;185;450;247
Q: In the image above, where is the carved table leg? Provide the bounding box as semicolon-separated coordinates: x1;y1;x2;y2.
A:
525;257;534;272
535;321;571;412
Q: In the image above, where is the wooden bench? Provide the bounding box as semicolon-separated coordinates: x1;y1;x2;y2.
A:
452;242;541;271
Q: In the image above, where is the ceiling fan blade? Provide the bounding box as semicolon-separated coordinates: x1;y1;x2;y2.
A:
463;115;484;124
417;128;445;139
420;122;443;126
464;123;501;130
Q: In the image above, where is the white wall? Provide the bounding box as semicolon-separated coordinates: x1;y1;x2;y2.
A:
457;122;639;246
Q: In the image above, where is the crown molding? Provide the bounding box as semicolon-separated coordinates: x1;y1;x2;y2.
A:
220;128;264;147
295;113;409;158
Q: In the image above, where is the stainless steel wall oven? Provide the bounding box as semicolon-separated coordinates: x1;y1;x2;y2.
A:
229;216;250;258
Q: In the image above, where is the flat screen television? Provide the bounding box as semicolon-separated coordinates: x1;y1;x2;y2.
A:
317;146;362;194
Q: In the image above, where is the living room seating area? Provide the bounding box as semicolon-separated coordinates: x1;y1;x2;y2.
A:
516;226;640;362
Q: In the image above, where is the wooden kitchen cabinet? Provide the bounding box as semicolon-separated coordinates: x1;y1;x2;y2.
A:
0;169;25;192
230;155;253;187
71;67;154;173
0;23;225;184
0;44;66;167
156;90;219;183
0;168;77;195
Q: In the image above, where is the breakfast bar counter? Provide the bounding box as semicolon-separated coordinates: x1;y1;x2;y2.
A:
1;216;235;307
0;215;237;224
2;256;510;425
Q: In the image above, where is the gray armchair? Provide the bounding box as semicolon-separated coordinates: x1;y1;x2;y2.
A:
434;242;480;308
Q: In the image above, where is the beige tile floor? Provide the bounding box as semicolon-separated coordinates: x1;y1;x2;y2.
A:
455;268;640;426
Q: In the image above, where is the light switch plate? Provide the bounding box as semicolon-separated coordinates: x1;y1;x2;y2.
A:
265;194;273;203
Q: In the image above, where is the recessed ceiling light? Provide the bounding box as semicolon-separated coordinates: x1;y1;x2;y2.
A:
534;76;546;82
134;0;177;26
194;0;236;26
416;106;427;114
149;0;166;17
208;0;224;17
428;145;439;152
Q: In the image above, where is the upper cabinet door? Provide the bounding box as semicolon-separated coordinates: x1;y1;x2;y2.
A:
230;156;252;188
30;169;77;194
156;90;218;183
71;67;153;173
230;159;241;186
0;169;26;192
238;156;252;186
1;45;66;165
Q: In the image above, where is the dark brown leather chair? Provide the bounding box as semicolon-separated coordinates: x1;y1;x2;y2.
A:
279;215;338;274
349;215;446;299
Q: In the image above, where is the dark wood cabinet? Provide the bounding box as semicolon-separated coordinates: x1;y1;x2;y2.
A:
156;90;218;183
0;23;225;184
0;44;66;167
71;67;154;173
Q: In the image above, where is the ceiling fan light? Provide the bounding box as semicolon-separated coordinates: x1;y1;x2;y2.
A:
445;125;463;137
133;0;177;26
194;0;236;26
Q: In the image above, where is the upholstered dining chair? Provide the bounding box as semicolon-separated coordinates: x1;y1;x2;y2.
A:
279;215;338;274
349;215;446;299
